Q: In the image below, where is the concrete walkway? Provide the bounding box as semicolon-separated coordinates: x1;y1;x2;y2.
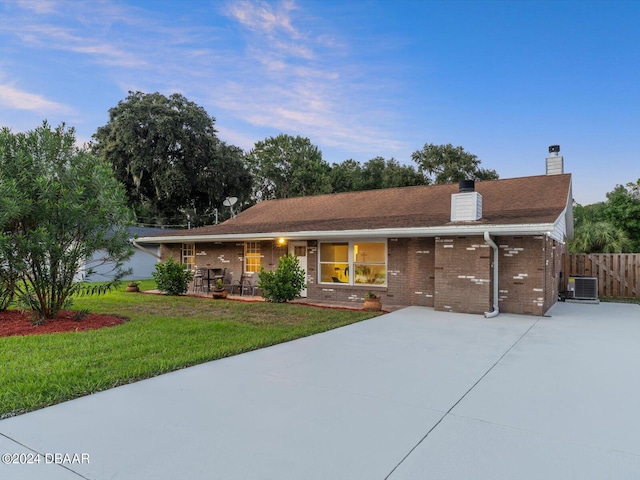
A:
1;302;639;479
149;288;406;311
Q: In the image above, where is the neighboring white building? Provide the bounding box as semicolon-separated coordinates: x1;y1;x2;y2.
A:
80;226;178;282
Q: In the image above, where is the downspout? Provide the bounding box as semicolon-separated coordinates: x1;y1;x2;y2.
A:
484;231;499;318
543;236;547;311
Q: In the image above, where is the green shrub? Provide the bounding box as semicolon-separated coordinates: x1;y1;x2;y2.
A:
0;123;134;320
258;253;306;303
152;256;193;295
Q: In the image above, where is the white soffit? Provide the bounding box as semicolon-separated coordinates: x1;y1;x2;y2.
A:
135;221;562;244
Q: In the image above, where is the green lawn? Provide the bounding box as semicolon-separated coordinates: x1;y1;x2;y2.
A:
0;280;379;418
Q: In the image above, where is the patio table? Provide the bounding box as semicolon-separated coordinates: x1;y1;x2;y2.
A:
202;267;225;292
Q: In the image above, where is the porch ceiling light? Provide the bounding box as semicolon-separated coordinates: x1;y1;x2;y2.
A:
277;237;286;246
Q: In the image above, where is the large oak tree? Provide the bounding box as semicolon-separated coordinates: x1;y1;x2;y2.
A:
92;91;251;226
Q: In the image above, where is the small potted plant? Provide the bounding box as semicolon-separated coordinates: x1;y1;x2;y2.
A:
125;281;140;293
363;291;382;311
211;278;227;300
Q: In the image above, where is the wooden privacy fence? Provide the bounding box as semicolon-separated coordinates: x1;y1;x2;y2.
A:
563;254;640;299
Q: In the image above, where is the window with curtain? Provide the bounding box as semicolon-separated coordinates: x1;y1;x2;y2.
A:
319;241;386;286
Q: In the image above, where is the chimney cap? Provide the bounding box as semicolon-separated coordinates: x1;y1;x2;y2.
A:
459;179;475;192
548;145;560;154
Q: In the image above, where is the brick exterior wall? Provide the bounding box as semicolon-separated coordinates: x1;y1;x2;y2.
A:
408;238;435;307
304;238;435;307
159;241;287;287
160;242;243;284
306;241;318;292
496;236;545;315
386;238;410;304
306;239;387;305
160;244;182;264
159;234;560;316
544;236;564;313
434;236;492;314
495;235;561;316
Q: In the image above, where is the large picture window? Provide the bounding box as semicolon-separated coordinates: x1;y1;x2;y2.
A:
245;242;261;273
319;241;386;286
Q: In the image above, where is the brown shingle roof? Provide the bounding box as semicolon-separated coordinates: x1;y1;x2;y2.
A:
152;174;571;238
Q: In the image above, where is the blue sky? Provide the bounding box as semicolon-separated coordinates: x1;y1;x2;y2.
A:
1;0;638;205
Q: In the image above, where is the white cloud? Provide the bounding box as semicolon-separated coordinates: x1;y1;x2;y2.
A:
224;0;300;38
7;23;145;68
15;0;57;14
215;125;257;152
2;0;410;161
215;0;408;158
0;83;70;113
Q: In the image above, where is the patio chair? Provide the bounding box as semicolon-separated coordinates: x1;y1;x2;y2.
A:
192;268;205;293
223;271;241;295
240;275;258;296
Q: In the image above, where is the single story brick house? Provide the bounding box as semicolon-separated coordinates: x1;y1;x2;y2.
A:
136;163;573;316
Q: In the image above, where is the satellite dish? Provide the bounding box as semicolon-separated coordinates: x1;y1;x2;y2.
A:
223;196;238;218
223;197;237;207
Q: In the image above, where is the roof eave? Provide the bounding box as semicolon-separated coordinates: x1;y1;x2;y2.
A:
136;222;560;244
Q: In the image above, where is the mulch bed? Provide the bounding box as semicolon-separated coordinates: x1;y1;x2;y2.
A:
0;310;126;338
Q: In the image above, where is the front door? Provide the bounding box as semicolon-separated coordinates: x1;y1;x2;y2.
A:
289;241;308;297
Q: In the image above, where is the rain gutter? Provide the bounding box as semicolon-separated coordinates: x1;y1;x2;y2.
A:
131;239;161;259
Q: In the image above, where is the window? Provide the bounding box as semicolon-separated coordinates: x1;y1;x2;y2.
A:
319;241;386;286
320;242;349;283
181;243;195;271
354;242;386;285
245;242;261;273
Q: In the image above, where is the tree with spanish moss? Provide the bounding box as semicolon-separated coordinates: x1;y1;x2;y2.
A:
92;91;251;226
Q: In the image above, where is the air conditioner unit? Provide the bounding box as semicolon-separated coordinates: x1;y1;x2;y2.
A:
567;276;598;301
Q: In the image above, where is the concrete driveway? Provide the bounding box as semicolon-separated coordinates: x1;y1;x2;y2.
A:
1;301;639;479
